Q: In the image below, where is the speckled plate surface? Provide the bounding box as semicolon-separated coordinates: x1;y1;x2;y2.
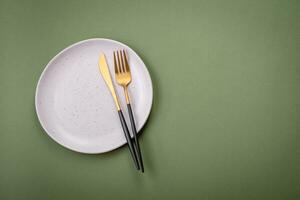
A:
35;38;153;154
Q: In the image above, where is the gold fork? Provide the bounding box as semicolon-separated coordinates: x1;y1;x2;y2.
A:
114;50;144;172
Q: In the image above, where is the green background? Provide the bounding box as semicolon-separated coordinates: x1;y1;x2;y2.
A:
0;0;299;199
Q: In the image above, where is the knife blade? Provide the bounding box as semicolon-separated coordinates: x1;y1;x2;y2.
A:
98;53;121;110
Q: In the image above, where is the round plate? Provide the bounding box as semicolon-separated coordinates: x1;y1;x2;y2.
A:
35;38;153;154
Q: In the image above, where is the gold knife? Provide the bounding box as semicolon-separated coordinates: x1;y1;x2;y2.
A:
98;53;139;170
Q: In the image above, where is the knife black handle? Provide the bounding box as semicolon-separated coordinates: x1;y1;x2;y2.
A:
127;103;144;172
118;110;139;170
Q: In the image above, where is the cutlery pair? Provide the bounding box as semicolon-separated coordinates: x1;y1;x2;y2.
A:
98;50;144;172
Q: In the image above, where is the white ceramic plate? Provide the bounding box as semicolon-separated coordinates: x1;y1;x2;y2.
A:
35;38;153;154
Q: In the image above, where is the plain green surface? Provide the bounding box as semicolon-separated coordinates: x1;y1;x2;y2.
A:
0;0;299;199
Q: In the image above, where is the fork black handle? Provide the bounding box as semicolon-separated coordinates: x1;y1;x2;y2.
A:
127;103;144;172
118;110;139;170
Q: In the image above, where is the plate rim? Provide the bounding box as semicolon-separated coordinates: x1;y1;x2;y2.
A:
35;38;153;154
